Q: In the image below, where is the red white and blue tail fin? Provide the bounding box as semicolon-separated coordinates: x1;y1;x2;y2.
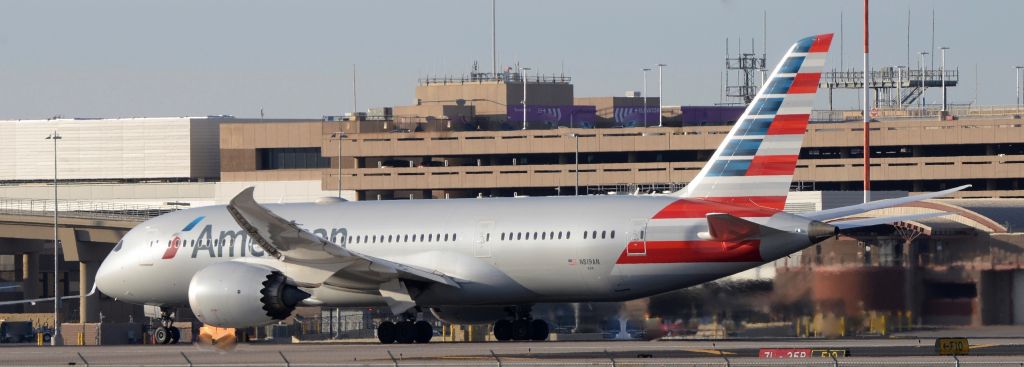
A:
676;33;834;210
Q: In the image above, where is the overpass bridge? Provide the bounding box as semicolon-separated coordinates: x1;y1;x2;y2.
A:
0;198;173;324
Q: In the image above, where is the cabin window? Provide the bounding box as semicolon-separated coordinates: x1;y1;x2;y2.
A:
592;231;598;239
419;234;424;242
444;234;449;241
501;233;505;241
453;234;457;241
541;232;546;240
610;230;616;239
517;233;522;240
485;233;490;242
583;231;588;239
388;235;393;242
601;231;607;239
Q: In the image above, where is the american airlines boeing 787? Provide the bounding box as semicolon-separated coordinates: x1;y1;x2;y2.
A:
11;33;967;345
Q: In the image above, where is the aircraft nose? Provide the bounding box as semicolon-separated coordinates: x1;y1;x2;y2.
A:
95;240;125;297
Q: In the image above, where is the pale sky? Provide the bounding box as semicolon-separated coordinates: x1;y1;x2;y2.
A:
0;0;1016;119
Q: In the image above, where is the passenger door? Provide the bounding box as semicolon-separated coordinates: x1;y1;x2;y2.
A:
626;219;648;256
474;221;494;257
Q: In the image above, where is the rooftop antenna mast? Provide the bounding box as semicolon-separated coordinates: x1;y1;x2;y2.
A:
492;0;497;78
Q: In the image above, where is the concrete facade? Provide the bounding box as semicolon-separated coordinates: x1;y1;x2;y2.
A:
0;117;225;182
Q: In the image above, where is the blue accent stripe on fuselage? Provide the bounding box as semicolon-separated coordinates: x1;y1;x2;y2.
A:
182;216;206;232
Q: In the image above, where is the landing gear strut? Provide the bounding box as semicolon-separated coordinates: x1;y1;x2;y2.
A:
377;311;432;344
493;306;549;341
154;307;181;345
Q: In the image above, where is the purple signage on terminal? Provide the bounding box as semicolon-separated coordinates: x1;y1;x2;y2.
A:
507;105;597;128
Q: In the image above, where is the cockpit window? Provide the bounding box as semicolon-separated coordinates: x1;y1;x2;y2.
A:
113;240;124;252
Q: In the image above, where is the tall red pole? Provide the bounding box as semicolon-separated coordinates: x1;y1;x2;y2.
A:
862;0;871;203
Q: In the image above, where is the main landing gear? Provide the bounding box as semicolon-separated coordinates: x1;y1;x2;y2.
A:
493;306;548;341
377;312;432;344
154;307;181;345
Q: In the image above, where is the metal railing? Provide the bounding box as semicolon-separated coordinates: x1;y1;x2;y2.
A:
811;105;1024;123
0;197;176;222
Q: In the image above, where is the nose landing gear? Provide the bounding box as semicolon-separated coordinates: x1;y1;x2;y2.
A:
154;308;181;345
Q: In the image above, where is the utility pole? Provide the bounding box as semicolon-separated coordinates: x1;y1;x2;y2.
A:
45;131;62;346
862;0;871;203
896;66;905;110
642;68;651;128
919;51;929;109
491;0;497;77
520;67;530;130
1016;66;1023;114
656;64;667;127
570;133;579;196
939;47;949;114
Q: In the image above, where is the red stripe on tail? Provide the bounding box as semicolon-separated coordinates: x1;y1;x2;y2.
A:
653;198;781;219
767;114;810;135
745;155;799;176
809;34;834;53
787;73;821;94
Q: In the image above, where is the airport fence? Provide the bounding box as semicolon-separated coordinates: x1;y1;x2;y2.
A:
0;197;175;222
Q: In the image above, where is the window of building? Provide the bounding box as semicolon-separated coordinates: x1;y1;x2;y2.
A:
256;147;331;170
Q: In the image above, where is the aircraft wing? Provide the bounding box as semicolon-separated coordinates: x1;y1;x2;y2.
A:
227;187;459;308
0;283;96;306
802;185;970;222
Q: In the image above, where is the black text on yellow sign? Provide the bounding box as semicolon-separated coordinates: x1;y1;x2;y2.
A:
935;338;970;356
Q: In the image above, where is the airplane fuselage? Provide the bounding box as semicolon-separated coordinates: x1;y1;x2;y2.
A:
96;194;814;309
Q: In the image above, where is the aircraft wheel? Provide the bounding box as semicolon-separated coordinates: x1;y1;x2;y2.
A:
169;326;181;344
493;320;512;341
413;321;433;343
377;322;396;344
395;321;415;344
529;319;549;341
154;326;171;345
511;319;531;341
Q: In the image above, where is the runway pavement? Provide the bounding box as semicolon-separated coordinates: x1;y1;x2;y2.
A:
2;337;1024;366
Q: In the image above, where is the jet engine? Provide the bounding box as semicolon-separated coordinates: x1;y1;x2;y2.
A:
188;262;310;328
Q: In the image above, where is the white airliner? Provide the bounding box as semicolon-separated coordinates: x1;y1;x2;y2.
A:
4;33;966;345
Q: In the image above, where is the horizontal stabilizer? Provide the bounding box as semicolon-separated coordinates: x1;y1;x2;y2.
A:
804;185;970;222
830;212;951;230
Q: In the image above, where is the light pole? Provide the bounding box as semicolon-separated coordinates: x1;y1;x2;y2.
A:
896;66;905;110
330;132;348;199
642;68;651;128
656;64;667;127
569;133;579;196
918;51;929;109
1016;66;1024;114
939;47;949;113
520;67;531;130
45;131;61;346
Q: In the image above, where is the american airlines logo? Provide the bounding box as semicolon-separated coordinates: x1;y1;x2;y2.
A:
161;218;350;260
161;216;205;259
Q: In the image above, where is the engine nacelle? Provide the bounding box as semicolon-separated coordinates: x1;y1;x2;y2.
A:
430;306;510;325
188;262;310;328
